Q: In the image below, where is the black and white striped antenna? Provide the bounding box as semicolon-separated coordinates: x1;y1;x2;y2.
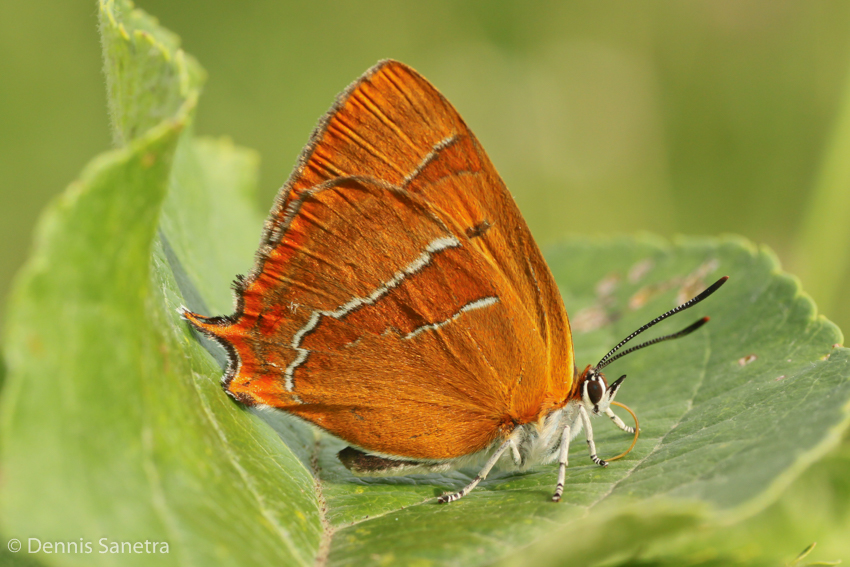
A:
595;276;728;371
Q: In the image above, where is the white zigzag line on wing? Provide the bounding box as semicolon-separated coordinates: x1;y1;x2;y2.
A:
284;236;461;392
402;135;459;187
403;296;499;340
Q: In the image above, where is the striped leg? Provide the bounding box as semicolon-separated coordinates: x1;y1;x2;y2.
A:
438;439;512;504
551;424;572;502
579;406;608;467
605;407;635;434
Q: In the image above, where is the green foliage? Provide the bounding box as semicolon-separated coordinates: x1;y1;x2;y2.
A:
792;66;850;335
1;2;848;566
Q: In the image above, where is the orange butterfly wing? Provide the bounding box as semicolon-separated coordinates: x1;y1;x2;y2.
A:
184;61;574;460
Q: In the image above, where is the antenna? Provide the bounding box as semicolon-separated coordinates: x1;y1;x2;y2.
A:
596;317;708;370
595;276;728;370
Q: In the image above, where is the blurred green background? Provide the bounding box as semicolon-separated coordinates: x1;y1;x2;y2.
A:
3;0;850;336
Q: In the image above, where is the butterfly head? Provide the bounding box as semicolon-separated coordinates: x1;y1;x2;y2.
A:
578;366;626;416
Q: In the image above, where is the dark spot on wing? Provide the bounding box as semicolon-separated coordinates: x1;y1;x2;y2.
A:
466;220;492;239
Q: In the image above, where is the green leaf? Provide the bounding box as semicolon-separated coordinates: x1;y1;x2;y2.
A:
628;430;850;566
99;0;205;146
2;2;849;567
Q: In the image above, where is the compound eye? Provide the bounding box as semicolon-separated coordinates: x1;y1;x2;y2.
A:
587;378;604;405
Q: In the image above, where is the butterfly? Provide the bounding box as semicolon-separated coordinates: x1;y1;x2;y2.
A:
181;60;727;503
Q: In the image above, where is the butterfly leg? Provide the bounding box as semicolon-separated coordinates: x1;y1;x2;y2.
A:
551;423;572;502
438;439;512;504
605;407;635;434
510;439;522;466
579;406;608;467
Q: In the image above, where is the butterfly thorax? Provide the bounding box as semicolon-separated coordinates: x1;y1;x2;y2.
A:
507;401;583;469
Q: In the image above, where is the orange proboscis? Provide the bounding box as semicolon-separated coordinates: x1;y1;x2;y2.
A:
604;401;640;462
